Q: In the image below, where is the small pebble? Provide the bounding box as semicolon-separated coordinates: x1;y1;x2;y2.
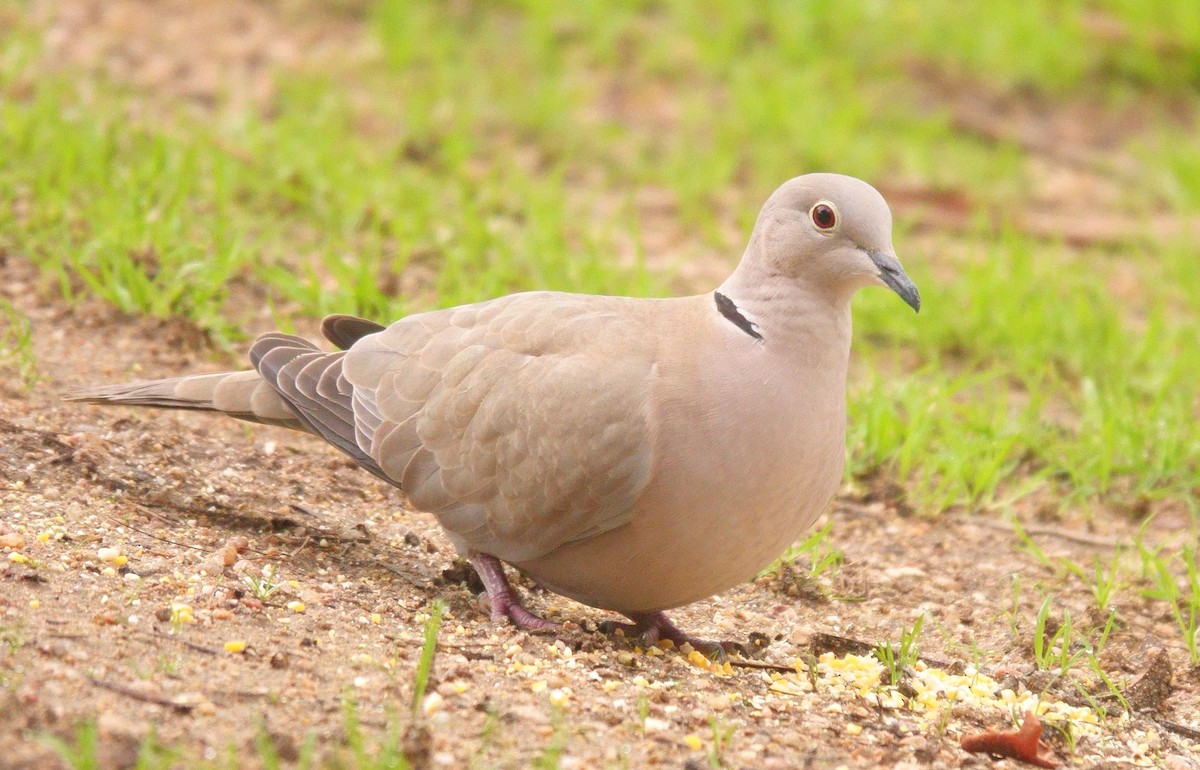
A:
0;533;25;549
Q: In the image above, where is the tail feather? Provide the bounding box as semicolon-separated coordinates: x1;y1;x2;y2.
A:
65;371;305;430
249;332;391;482
65;318;388;437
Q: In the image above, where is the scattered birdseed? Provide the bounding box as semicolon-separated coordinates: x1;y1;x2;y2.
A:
770;653;1105;743
685;649;734;676
96;547;127;565
287;601;306;613
170;603;195;624
224;640;246;653
422;692;444;714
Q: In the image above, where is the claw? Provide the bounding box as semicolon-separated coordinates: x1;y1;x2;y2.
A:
469;553;560;632
605;612;745;660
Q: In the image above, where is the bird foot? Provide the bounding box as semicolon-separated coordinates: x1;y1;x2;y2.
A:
603;611;745;660
469;553;560;633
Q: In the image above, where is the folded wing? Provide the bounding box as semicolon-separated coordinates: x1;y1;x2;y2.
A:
254;294;658;562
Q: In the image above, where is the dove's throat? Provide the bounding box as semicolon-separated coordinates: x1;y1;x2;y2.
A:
715;267;853;364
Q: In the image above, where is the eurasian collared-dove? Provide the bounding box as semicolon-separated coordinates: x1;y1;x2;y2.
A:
69;173;919;654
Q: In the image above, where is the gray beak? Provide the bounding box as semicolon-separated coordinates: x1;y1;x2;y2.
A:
867;249;921;313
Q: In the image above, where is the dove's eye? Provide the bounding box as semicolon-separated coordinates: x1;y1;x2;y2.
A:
811;203;837;230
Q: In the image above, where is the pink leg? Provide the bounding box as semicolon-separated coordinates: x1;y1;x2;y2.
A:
469;553;560;632
607;611;745;660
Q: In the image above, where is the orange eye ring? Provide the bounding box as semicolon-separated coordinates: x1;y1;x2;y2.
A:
811;203;837;230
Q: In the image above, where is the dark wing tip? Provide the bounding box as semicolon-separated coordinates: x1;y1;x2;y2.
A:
321;315;387;351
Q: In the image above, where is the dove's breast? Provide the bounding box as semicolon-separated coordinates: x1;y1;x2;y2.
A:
517;302;852;613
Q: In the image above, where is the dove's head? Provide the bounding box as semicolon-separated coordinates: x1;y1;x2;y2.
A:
749;173;920;312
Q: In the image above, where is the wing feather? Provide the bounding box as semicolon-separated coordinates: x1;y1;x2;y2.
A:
344;292;657;562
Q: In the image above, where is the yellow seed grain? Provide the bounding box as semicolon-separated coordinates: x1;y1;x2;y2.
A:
422;692;444;714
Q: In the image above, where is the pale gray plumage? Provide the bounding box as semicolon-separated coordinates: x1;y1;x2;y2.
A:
68;173;919;648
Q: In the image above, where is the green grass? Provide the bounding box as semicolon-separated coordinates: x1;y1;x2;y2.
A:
848;232;1200;511
34;696;589;769
4;1;1194;517
758;520;844;582
875;614;925;687
241;565;283;601
1138;538;1200;664
410;599;445;716
0;298;38;388
705;716;737;769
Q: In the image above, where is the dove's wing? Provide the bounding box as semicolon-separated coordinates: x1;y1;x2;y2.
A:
250;292;660;562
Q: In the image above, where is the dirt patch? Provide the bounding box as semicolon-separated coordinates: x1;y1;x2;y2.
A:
35;0;371;112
